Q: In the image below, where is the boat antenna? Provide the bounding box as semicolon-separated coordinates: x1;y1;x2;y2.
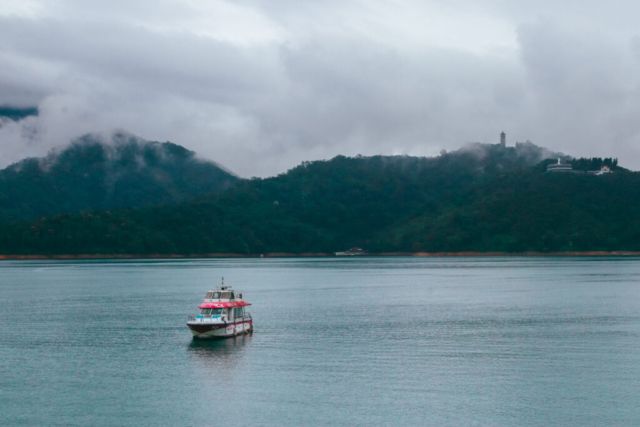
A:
222;277;224;286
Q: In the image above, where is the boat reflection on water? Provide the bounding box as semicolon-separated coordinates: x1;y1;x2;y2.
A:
186;333;253;400
187;333;253;372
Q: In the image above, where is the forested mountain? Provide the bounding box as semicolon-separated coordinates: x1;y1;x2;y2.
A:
0;141;636;255
0;132;238;222
0;105;38;122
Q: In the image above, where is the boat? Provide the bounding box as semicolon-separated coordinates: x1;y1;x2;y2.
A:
187;281;253;339
335;247;368;256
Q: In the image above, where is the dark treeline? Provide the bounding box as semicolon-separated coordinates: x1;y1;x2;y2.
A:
0;142;637;255
570;157;619;171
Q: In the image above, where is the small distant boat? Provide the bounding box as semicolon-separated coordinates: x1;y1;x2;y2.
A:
335;247;368;256
187;280;253;339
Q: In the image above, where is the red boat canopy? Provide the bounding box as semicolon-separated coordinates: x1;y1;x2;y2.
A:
198;301;251;309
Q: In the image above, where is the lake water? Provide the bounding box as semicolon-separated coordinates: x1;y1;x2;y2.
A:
1;257;640;426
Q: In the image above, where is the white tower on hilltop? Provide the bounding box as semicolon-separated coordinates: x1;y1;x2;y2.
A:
500;131;506;147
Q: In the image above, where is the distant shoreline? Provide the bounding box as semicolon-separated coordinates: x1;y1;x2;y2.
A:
1;251;640;260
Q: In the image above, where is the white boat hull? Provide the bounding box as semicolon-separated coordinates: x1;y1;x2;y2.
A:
187;319;253;339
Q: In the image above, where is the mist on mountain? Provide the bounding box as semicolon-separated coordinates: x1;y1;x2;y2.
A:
0;132;238;221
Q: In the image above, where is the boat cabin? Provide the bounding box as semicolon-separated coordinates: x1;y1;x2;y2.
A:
196;286;250;323
203;286;242;303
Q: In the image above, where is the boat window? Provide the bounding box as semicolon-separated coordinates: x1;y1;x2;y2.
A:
199;308;223;316
212;292;221;299
205;292;213;299
236;307;244;318
230;292;235;300
221;292;230;299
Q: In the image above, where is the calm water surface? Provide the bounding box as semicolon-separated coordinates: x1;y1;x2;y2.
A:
1;257;640;426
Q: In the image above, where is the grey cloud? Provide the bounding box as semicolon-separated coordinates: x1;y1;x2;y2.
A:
517;19;640;160
0;1;639;176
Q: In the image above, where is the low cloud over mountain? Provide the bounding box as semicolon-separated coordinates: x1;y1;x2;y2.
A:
1;1;639;176
0;131;238;221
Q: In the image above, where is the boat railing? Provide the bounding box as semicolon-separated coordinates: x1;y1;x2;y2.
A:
188;315;196;322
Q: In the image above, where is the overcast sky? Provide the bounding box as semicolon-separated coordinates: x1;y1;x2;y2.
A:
1;0;640;176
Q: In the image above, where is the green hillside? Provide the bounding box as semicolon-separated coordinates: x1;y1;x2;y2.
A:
0;132;238;222
0;141;634;255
